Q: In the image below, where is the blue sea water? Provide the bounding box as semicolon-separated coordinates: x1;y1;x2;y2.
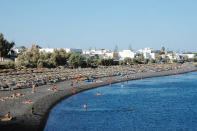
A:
44;71;197;131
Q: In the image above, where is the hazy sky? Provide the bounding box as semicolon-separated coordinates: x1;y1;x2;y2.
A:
0;0;197;52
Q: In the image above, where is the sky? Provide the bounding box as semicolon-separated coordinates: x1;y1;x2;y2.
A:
0;0;197;52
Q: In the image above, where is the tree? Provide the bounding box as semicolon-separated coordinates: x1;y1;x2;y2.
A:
183;56;189;62
86;58;93;67
17;46;26;51
35;45;42;49
50;49;70;66
0;33;15;58
173;59;177;63
136;56;145;64
164;56;170;63
124;57;132;65
38;52;54;68
161;46;165;52
93;59;99;66
96;58;115;66
17;45;40;68
113;45;119;60
128;44;132;51
167;51;173;54
150;58;155;63
155;55;162;63
132;58;138;64
119;60;125;65
69;53;85;68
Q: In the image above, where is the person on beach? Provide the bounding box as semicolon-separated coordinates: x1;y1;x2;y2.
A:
1;112;12;121
30;107;34;115
51;85;57;91
16;83;21;89
16;93;21;97
70;80;73;87
24;98;33;104
5;112;10;118
10;93;16;98
76;79;78;84
32;84;35;93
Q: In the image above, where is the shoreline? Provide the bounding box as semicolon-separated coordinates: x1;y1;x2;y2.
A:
0;65;197;131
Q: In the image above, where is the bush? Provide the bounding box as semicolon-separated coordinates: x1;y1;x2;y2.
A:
5;61;16;69
69;54;85;68
16;46;71;68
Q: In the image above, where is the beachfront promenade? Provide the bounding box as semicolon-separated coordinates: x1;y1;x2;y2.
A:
0;63;197;131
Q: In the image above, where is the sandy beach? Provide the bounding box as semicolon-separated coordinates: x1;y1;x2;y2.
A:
0;63;197;131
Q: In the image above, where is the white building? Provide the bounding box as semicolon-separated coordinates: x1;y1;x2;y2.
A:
39;48;82;54
39;48;54;53
104;52;113;59
181;54;195;59
13;48;25;54
137;48;157;59
166;53;182;62
118;50;135;60
69;48;82;54
64;48;71;53
83;49;113;59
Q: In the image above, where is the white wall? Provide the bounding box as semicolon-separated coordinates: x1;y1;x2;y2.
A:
182;54;195;59
119;50;135;60
39;48;54;53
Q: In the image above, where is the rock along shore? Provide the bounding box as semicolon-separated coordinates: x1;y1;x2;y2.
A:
0;64;197;131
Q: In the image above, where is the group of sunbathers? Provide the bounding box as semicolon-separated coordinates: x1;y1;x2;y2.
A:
0;93;25;102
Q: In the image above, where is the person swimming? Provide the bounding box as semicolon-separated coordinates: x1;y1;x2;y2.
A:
84;104;87;109
121;83;124;88
97;92;100;96
123;107;134;112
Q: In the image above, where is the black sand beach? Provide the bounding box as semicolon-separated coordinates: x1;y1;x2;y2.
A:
0;64;197;131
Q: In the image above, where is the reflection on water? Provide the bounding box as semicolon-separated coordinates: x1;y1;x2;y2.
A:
45;72;197;131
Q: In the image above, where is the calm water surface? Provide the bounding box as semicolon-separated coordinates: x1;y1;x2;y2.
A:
45;71;197;131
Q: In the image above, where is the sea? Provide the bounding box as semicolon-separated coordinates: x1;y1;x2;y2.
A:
44;71;197;131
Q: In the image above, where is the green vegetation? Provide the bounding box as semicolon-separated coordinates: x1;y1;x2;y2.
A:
164;56;170;63
17;45;72;68
150;58;156;63
119;56;148;65
155;55;162;63
17;45;40;68
16;45;122;69
0;33;15;58
1;32;197;69
69;53;85;68
113;45;119;60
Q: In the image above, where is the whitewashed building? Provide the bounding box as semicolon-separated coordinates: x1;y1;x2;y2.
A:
39;48;54;53
83;49;113;59
137;48;158;59
13;48;25;54
118;50;135;60
39;48;82;54
181;54;195;59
